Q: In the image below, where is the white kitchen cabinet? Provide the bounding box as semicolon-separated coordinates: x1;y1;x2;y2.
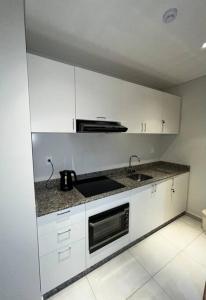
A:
37;204;86;294
161;93;181;134
152;179;173;224
27;54;75;132
136;88;163;134
130;174;188;242
38;205;85;237
130;180;172;242
75;67;130;126
130;185;155;241
134;88;180;134
170;173;189;217
40;239;85;294
38;221;85;257
75;66;180;134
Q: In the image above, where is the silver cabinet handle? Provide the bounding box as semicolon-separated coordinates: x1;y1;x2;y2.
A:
72;118;75;131
57;229;71;236
57;209;70;216
58;246;71;258
141;122;143;132
144;123;147;132
96;116;106;119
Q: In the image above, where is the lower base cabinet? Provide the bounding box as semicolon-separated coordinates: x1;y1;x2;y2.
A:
130;173;189;242
40;238;86;295
171;173;189;217
38;172;189;295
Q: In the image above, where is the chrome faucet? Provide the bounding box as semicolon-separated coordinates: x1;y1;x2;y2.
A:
128;155;141;173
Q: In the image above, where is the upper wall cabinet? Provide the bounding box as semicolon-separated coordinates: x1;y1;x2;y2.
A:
161;93;181;134
75;67;131;126
135;88;181;134
27;54;181;134
75;67;181;134
27;54;75;133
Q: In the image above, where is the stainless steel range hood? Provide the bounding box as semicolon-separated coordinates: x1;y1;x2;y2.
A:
76;119;128;133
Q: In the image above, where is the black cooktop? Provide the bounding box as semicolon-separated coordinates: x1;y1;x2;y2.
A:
75;176;125;198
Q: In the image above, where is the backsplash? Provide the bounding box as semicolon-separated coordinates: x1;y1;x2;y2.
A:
32;133;164;182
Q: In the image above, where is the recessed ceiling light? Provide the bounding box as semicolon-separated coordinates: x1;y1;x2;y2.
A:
201;42;206;49
162;8;178;24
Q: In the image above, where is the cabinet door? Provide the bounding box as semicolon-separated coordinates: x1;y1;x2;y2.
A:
161;93;181;134
154;179;173;225
130;185;155;242
171;173;189;216
40;239;85;294
27;54;75;132
75;67;128;123
142;88;163;134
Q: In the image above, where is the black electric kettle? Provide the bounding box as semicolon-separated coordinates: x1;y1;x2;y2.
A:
59;170;77;191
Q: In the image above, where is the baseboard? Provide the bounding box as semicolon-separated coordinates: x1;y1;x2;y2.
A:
186;211;202;222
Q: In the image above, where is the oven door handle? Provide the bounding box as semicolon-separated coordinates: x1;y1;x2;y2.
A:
89;210;127;227
89;228;129;252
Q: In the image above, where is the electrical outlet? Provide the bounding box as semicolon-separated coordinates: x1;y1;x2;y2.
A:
46;156;52;164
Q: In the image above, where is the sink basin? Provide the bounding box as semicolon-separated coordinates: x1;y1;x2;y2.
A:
127;173;153;182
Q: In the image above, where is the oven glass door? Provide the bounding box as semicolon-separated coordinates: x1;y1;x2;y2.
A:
89;203;129;253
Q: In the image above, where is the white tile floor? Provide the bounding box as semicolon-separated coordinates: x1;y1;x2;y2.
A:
50;215;206;300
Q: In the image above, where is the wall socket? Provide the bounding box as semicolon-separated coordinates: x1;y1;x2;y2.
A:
46;156;53;164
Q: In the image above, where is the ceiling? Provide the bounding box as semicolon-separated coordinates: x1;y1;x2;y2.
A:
25;0;206;90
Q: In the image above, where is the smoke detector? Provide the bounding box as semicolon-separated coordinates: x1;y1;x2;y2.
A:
163;8;178;24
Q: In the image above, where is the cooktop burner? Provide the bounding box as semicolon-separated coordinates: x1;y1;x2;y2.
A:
75;176;125;198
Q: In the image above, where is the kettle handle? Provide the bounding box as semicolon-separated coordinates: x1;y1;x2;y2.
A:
70;170;77;183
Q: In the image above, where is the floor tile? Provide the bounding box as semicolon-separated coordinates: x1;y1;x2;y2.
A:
184;233;206;268
178;215;202;231
130;231;179;276
159;219;201;250
128;279;171;300
49;277;96;300
87;250;150;300
154;252;206;300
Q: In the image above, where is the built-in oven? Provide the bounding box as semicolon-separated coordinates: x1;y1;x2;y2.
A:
89;203;129;253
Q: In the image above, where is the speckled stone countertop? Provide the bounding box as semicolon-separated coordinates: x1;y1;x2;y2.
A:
35;161;190;217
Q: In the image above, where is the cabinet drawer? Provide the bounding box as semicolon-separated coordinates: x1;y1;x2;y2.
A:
40;239;86;294
38;221;85;257
38;204;85;237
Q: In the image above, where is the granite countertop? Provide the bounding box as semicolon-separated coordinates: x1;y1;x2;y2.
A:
35;161;190;217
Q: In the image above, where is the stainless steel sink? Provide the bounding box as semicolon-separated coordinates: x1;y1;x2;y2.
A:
127;173;153;182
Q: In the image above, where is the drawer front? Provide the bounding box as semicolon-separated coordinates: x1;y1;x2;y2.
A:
40;239;86;294
38;204;85;237
39;221;85;257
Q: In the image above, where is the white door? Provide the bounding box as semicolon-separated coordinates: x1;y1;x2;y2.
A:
130;86;163;134
153;179;173;225
27;54;75;132
161;93;181;134
171;173;189;216
40;239;86;294
75;67;128;123
142;88;163;134
130;185;155;242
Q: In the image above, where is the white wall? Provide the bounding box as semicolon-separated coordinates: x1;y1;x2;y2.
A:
0;1;41;299
32;133;163;181
161;76;206;218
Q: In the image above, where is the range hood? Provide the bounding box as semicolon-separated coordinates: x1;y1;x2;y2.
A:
76;119;128;133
